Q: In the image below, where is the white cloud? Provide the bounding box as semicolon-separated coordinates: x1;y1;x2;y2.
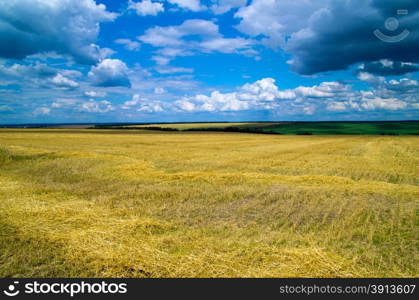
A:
388;78;418;89
88;59;131;87
211;0;247;14
240;78;294;101
77;100;114;113
0;62;55;79
140;19;219;47
128;0;164;16
175;99;197;112
172;77;415;114
152;56;171;66
155;66;194;74
234;0;324;49
358;72;385;86
379;59;393;68
303;105;315;115
84;91;107;98
199;37;253;54
33;107;51;115
138;103;164;113
177;78;290;113
360;97;408;111
323;76;416;112
115;39;141;51
51;99;79;108
0;61;82;89
294;82;350;98
51;98;114;113
327;101;347;112
233;0;419;76
122;94;142;109
49;73;79;89
356;74;418;107
42;75;418;117
154;87;166;94
121;94;163;112
139;19;256;64
167;0;206;12
0;0;117;64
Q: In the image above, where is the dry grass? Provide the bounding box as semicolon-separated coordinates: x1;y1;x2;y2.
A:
0;129;418;277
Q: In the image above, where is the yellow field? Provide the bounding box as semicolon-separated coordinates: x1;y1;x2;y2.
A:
0;129;418;277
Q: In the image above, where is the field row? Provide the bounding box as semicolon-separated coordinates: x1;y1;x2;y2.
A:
0;131;418;277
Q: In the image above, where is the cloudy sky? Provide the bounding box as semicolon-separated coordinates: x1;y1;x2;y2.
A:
0;0;418;124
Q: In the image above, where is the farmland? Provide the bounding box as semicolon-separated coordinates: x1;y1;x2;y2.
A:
0;129;418;277
98;121;419;135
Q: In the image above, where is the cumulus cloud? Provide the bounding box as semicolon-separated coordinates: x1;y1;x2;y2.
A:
88;59;131;87
84;91;107;98
176;78;292;113
327;102;347;112
122;94;143;109
235;0;419;75
140;19;219;47
294;82;352;98
359;96;408;111
211;0;247;14
0;0;117;64
167;0;206;12
240;78;295;101
138;19;255;63
358;71;386;86
51;99;79;108
138;103;164;113
199;37;254;54
287;0;419;74
358;60;419;76
0;62;55;79
357;71;419;99
235;0;325;49
77;100;114;113
52;98;114;113
128;0;164;16
325;74;418;112
44;76;416;117
387;78;419;93
174;77;417;114
49;74;79;89
0;62;52;86
0;61;80;89
177;79;353;114
115;39;141;51
122;94;163;112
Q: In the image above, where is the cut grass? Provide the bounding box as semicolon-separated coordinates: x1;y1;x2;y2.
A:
0;130;418;277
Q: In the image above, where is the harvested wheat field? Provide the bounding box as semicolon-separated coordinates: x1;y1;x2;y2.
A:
0;129;418;277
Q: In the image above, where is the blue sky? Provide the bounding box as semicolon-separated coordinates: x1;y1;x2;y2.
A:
0;0;418;124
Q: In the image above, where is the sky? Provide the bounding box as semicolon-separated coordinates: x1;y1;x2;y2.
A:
0;0;418;124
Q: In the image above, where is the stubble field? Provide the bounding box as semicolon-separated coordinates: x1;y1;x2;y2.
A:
0;129;418;277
